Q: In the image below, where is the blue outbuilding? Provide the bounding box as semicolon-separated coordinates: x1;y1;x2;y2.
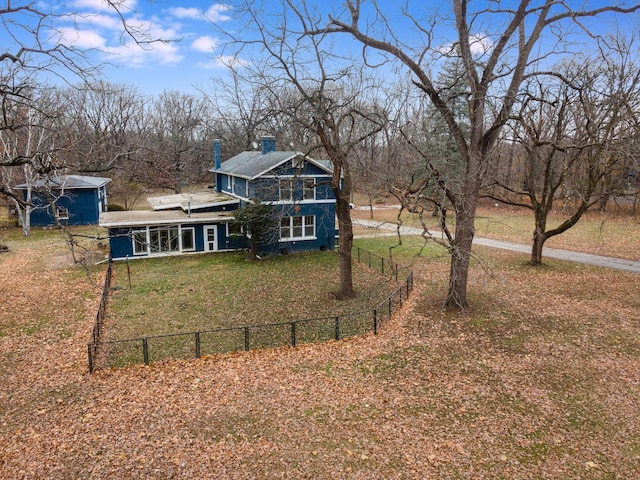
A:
16;175;111;227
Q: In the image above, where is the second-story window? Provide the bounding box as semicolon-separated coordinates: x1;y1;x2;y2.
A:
279;179;293;201
302;179;315;200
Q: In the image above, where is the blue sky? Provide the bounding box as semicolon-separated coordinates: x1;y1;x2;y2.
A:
3;1;638;97
52;0;235;95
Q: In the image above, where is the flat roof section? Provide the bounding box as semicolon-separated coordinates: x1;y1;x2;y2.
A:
147;191;238;211
100;209;236;228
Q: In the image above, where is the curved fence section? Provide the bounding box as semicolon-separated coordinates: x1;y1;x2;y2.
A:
87;249;414;372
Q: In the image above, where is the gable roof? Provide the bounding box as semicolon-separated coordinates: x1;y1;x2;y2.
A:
211;150;333;180
15;175;111;190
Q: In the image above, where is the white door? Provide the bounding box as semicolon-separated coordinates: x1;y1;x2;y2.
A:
204;225;218;252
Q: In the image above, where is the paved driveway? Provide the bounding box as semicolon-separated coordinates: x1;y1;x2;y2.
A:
353;218;640;274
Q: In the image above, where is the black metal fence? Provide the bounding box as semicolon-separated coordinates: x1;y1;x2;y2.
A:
87;259;113;373
88;249;414;372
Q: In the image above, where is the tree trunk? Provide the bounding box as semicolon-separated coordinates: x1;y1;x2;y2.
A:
444;150;482;310
531;230;546;265
445;195;476;309
334;156;354;298
530;214;548;265
336;195;355;299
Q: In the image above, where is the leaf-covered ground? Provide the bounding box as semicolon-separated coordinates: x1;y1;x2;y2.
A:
1;231;639;479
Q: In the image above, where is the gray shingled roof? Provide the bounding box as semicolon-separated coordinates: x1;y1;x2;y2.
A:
212;151;332;179
15;175;111;190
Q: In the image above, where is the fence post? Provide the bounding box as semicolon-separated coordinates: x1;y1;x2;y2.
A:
389;296;392;316
381;257;385;275
395;264;398;282
88;344;94;373
142;338;149;365
195;332;201;358
334;316;340;341
244;327;250;351
291;322;297;347
373;310;378;335
357;246;361;263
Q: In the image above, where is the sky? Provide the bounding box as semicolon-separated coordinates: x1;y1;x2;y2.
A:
53;0;236;95
2;1;638;97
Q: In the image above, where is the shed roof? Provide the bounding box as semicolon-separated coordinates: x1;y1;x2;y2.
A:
15;175;111;190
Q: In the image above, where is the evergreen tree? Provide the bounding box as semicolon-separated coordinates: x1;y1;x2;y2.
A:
232;200;279;260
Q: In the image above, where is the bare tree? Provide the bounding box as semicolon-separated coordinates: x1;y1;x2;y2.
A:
200;71;273;155
487;42;640;264
317;0;640;308
221;0;388;298
0;1;162;206
144;90;208;193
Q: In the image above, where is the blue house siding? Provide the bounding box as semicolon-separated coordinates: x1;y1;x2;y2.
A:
17;175;110;227
28;189;102;227
254;202;336;255
108;227;136;258
107;221;248;260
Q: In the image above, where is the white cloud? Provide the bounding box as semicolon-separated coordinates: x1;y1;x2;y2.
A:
169;7;203;20
168;4;232;22
57;27;106;49
191;35;220;52
70;13;123;30
468;33;493;55
197;55;248;70
439;33;494;58
205;4;232;22
103;40;183;67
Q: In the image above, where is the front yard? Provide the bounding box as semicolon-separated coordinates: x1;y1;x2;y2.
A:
107;250;400;340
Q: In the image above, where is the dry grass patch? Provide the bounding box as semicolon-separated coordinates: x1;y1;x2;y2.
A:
351;199;640;260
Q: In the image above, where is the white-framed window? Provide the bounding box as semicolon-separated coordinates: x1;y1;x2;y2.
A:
133;229;148;255
227;221;242;236
279;179;293;201
55;206;69;220
133;225;184;255
302;179;315;200
181;227;195;252
280;215;315;240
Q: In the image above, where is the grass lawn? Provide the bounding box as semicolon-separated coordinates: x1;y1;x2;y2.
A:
101;248;406;367
108;250;399;340
351;201;640;260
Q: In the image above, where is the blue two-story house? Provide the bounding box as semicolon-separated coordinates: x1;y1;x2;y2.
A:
100;137;336;260
212;136;336;255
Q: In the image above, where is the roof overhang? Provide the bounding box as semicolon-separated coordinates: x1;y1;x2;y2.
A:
99;210;235;228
